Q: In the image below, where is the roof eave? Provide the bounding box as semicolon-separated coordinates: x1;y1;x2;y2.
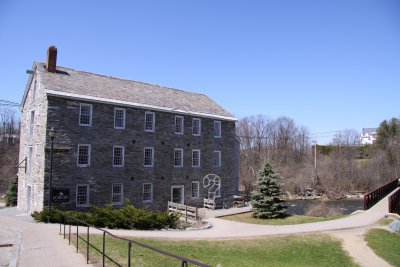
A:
44;89;237;122
20;62;38;111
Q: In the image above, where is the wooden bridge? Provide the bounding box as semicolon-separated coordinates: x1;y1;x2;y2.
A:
364;178;400;214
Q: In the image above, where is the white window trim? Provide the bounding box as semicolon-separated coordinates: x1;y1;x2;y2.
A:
213;150;221;167
192;118;201;136
113;145;125;167
175;115;184;135
114;107;126;129
174;148;183;167
144;147;154;167
191;181;200;199
29;110;35;138
214;121;222;138
27;146;33;174
144;111;155;132
142;183;153;203
192;149;201;167
77;144;91;167
111;183;124;205
79;103;93;126
76;184;89;207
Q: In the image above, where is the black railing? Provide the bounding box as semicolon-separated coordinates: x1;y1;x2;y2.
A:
59;215;211;267
389;187;400;215
364;178;400;210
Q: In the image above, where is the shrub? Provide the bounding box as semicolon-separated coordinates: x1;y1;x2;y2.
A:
31;203;180;230
305;201;343;217
5;177;18;207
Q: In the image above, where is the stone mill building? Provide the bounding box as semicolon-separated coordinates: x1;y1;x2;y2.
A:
17;46;240;212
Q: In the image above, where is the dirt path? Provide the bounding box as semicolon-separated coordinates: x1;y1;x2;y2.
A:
328;226;393;267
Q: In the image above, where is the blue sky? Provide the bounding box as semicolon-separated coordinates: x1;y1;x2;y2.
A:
1;0;399;144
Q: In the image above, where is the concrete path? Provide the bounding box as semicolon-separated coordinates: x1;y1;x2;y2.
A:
0;208;93;267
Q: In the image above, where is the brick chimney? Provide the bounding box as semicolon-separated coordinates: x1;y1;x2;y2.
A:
46;46;57;73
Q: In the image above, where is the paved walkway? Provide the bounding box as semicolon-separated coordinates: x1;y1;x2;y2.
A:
0;208;93;267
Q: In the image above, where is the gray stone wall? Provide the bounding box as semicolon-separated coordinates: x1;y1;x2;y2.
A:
17;73;48;212
44;96;239;211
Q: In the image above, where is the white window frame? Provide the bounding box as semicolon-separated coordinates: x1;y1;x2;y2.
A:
113;145;125;167
144;111;155;132
191;181;200;199
31;79;37;103
79;103;93;126
28;146;33;174
114;108;126;129
174;148;183;167
144;147;154;167
77;144;91;167
111;183;123;205
142;183;153;203
214;120;221;138
76;184;89;207
192;118;201;136
192;149;201;167
213;150;221;167
175;115;184;135
29;110;35;137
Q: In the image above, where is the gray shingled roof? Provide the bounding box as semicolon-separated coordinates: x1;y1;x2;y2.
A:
34;62;235;121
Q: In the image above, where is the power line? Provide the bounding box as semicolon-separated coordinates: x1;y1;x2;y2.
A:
0;99;19;107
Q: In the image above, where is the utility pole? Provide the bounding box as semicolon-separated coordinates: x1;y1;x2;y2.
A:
313;140;317;185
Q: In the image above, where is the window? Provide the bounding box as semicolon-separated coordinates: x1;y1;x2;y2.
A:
144;147;154;167
213;150;221;167
77;144;91;167
31;79;37;103
192;149;201;167
191;181;200;199
112;184;123;205
142;183;153;203
28;146;33;174
113;146;124;167
76;185;89;207
214;121;221;138
192;118;201;136
30;110;35;137
175;116;184;134
144;111;155;132
37;104;41;126
174;148;183;167
114;108;126;129
79;103;92;126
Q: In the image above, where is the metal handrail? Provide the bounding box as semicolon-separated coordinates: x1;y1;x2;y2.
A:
364;178;399;210
60;215;210;267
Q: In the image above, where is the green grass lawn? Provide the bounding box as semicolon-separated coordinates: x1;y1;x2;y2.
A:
76;234;358;267
219;212;347;225
365;229;400;267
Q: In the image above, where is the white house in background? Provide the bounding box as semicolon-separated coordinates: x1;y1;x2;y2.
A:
360;128;377;145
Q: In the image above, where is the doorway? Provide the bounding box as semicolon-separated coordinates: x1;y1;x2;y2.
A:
171;185;184;204
26;185;32;212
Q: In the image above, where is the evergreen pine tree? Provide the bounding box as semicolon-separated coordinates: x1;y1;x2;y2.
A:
5;176;18;207
251;163;287;219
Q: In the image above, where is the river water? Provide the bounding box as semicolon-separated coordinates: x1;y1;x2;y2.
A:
286;199;364;215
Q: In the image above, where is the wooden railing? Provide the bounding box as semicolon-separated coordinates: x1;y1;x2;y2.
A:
364;178;400;210
167;202;198;223
389;188;400;215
